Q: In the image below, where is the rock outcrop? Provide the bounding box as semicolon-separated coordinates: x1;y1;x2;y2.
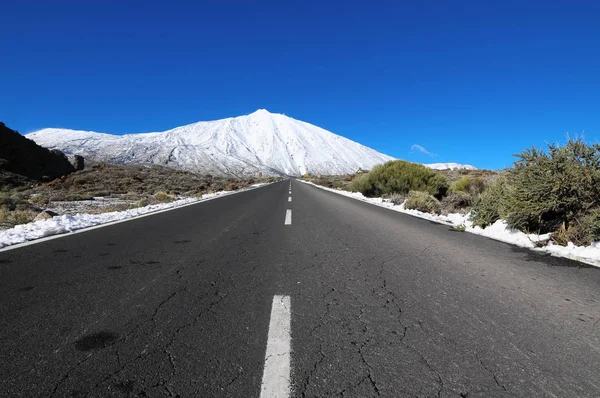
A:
73;155;85;171
0;122;76;185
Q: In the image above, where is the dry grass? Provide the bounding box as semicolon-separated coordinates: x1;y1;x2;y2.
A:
0;206;38;228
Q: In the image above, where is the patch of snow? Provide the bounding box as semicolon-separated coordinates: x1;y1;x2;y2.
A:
299;180;600;267
45;197;133;216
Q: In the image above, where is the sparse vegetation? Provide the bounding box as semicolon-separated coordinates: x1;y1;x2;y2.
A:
389;193;406;205
449;175;486;195
452;224;467;232
0;206;37;228
404;191;442;214
0;162;280;229
470;177;508;227
154;190;174;203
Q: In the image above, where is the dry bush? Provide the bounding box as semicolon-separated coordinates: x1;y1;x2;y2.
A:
0;206;37;228
404;191;442;214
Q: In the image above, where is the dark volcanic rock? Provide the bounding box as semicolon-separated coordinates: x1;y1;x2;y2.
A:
73;155;85;171
0;122;75;184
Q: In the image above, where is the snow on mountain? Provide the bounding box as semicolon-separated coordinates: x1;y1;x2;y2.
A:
27;110;396;176
424;163;477;171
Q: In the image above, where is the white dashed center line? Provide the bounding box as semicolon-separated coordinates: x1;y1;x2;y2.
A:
260;295;291;398
288;197;292;202
284;209;292;225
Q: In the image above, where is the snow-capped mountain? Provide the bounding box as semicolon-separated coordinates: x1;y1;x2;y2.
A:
424;163;477;171
27;110;396;176
27;110;476;175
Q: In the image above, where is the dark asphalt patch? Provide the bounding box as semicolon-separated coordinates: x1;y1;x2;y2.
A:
74;331;118;351
510;246;596;268
114;380;135;393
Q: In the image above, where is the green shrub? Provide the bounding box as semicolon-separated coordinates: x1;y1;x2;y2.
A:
135;198;152;207
404;191;442;214
449;176;486;195
389;193;406;205
154;191;174;203
449;176;471;194
502;138;600;237
470;177;508;228
29;194;49;206
350;160;448;198
349;173;372;194
441;192;472;214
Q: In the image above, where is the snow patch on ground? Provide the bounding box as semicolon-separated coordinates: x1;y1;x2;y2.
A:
0;188;257;250
299;180;600;267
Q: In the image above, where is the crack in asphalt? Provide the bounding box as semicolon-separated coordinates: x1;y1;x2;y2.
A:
48;353;93;398
298;287;336;398
51;259;237;397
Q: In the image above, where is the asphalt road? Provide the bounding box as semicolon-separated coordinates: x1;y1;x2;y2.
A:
1;179;600;397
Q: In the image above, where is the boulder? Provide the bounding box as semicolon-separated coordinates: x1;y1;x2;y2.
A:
74;155;85;171
33;210;59;222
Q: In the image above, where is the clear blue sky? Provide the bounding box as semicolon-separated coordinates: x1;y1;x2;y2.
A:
2;1;599;170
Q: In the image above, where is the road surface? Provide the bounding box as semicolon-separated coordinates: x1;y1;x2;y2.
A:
1;179;599;397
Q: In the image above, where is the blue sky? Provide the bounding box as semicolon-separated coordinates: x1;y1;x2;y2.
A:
2;1;599;170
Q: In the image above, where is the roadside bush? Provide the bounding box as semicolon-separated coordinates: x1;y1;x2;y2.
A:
0;206;37;228
332;180;344;189
502;139;600;239
441;192;472;214
404;191;441;214
349;173;372;194
389;193;406;205
350;160;448;198
449;176;486;195
154;191;174;203
470;177;508;228
29;194;49;206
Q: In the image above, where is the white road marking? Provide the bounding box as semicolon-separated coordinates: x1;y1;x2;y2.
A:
284;209;292;225
288;197;292;202
260;295;291;398
289;191;291;195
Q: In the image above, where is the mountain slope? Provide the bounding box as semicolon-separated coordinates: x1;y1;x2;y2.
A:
27;110;395;176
